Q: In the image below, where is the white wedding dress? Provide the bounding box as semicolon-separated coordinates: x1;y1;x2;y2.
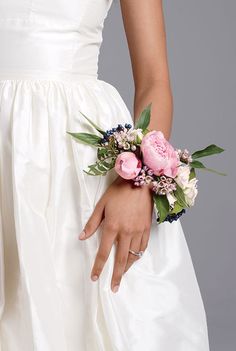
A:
0;0;210;350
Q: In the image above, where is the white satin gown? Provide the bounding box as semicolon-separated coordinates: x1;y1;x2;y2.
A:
0;0;210;350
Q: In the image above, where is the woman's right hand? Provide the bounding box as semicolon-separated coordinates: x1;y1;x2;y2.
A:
79;176;153;293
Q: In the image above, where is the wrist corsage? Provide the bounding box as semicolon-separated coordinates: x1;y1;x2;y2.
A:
67;103;225;223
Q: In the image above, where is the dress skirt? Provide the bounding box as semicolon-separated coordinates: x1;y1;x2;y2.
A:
0;77;209;351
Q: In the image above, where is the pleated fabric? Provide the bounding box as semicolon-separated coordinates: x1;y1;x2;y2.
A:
0;79;210;350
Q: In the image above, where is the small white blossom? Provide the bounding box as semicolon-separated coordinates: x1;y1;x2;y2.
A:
175;165;191;189
127;128;143;144
183;178;198;206
167;192;177;208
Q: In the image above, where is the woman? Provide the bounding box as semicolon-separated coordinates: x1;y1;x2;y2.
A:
0;0;210;350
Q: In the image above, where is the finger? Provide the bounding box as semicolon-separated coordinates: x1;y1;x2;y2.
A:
124;228;150;273
139;228;150;253
111;235;132;293
79;200;105;240
90;225;117;281
124;233;144;273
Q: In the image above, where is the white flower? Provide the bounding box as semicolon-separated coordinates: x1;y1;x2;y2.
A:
183;178;198;207
175;165;198;207
167;192;177;208
127;128;143;144
175;165;191;189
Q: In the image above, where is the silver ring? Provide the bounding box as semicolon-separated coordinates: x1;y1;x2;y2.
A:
129;249;144;258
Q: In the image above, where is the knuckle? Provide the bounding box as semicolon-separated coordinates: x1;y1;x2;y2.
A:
116;255;127;266
105;222;118;233
136;230;144;237
126;226;144;237
97;251;108;262
122;228;133;236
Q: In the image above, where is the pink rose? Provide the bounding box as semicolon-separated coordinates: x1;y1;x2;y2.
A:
115;152;142;180
141;131;179;178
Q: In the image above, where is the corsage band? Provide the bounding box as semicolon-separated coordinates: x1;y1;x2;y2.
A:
67;103;225;224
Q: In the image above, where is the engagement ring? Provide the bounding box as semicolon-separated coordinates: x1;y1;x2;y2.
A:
128;249;144;258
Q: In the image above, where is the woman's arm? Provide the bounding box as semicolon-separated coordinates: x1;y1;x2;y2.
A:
79;0;172;293
120;0;173;139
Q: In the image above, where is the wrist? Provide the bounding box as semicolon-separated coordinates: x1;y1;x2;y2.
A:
114;175;153;197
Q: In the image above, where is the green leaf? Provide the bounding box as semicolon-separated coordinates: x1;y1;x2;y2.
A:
190;160;227;176
84;169;102;176
192;144;224;159
84;164;104;176
189;167;196;180
102;160;115;169
170;202;185;215
143;129;149;135
190;160;206;169
153;194;169;223
88;164;103;175
97;164;109;172
97;148;107;160
83;156;116;176
134;103;151;131
67;132;101;146
79;111;106;135
174;184;189;208
84;170;102;176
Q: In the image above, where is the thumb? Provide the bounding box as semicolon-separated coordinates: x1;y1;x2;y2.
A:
78;200;105;240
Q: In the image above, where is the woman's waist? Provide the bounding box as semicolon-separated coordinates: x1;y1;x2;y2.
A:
0;69;98;83
0;21;101;81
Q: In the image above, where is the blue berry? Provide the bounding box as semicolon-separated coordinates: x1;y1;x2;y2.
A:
117;124;124;131
160;209;186;223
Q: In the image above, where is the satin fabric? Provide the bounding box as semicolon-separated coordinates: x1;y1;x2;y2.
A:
0;1;210;350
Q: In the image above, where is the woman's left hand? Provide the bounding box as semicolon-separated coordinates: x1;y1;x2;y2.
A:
79;176;154;293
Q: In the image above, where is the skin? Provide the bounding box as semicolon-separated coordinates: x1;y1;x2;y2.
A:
79;0;173;293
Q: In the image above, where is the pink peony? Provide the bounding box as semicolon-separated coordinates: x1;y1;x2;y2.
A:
141;131;179;178
115;152;142;180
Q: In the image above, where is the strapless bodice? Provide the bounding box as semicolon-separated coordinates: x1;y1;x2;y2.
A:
0;0;113;80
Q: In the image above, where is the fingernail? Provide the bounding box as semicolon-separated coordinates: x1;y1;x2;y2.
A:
112;285;119;293
91;275;98;281
78;230;86;240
